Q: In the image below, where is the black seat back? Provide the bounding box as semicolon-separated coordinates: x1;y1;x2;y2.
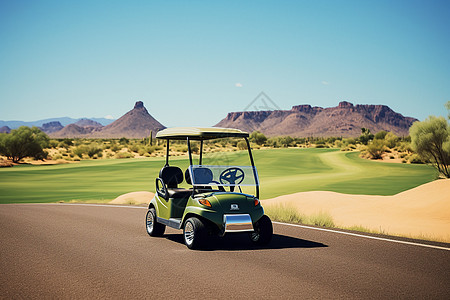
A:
185;167;213;185
159;166;183;188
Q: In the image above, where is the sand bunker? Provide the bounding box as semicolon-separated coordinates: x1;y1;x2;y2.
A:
262;179;450;242
110;191;154;205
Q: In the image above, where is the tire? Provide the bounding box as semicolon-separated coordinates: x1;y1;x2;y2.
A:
183;217;207;250
146;208;165;237
249;215;273;245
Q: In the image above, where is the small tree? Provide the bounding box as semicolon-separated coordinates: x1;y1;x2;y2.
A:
374;130;388;140
359;128;374;145
0;126;49;163
278;136;294;147
250;131;267;145
446;101;450;119
410;116;450;178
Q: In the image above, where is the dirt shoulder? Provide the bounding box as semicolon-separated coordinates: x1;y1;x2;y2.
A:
262;179;450;242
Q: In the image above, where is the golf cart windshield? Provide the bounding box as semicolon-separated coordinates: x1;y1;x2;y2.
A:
188;165;259;187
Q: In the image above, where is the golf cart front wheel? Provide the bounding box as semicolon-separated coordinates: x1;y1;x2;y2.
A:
146;208;165;237
250;215;273;245
183;217;207;250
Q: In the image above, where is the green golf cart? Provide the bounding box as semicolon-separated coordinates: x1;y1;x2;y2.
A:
145;127;273;249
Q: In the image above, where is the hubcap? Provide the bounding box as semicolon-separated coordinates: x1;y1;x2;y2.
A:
250;231;260;242
146;211;154;233
184;221;194;246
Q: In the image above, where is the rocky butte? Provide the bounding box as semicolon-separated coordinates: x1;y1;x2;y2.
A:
214;101;418;137
51;101;166;138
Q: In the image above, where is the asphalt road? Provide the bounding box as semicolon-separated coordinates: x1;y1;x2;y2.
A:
1;204;449;299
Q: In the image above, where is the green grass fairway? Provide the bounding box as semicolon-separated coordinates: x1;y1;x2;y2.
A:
0;148;437;203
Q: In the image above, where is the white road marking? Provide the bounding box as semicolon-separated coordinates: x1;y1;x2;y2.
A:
17;203;450;251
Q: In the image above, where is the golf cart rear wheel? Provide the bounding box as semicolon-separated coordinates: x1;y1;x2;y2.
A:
146;208;165;237
250;215;273;245
183;217;207;250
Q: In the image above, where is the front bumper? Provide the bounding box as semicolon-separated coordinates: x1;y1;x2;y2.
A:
223;214;254;233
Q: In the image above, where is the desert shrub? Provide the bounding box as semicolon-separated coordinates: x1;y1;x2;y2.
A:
190;144;199;153
129;144;140;153
374;130;388;140
237;140;248;150
49;140;59;148
334;140;343;148
366;139;386;159
115;151;133;159
138;145;164;156
87;145;102;158
59;138;73;148
314;140;327;148
52;154;63;160
266;138;279;148
72;145;88;158
119;137;129;145
408;154;425;164
395;141;412;153
110;143;121;152
384;132;399;148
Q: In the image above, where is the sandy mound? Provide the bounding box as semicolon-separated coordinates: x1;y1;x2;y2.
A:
110;191;154;205
262;179;450;242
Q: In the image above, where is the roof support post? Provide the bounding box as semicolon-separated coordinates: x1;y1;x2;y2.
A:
245;137;259;199
165;139;170;166
199;140;203;165
187;137;193;166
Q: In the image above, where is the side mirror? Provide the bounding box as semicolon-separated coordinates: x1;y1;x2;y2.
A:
156;177;168;200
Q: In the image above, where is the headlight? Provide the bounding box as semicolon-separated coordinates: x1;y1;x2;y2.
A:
198;198;212;207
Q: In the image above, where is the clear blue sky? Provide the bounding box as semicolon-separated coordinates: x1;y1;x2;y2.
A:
1;0;449;126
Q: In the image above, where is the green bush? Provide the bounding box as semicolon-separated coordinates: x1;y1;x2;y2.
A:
366;139;386;159
278;136;294;147
119;137;129;145
359;128;374;145
87;145;102;158
72;146;88;158
374;130;388;140
129;144;140;153
0;126;49;163
110;143;121;152
385;132;399;148
250;131;267;145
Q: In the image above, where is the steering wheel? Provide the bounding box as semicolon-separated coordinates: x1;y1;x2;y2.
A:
219;167;245;191
209;180;226;192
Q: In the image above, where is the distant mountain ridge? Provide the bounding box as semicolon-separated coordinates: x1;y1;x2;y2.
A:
215;101;417;137
0;117;115;130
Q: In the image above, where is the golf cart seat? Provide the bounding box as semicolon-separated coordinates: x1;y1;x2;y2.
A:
185;167;219;192
158;166;192;198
